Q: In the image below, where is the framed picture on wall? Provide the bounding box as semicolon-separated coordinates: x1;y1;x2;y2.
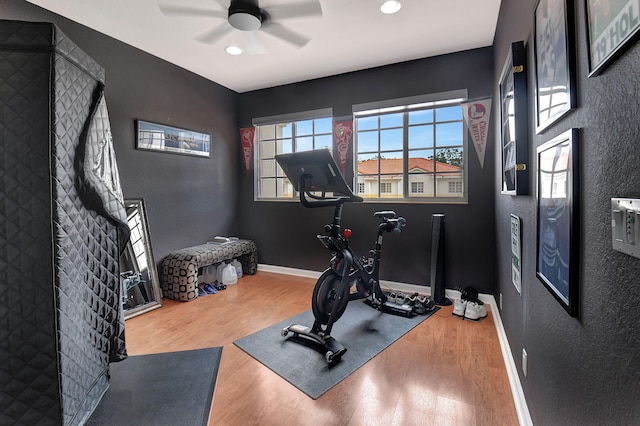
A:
511;214;522;295
533;0;576;134
585;0;640;76
499;41;529;195
536;128;579;316
136;120;211;158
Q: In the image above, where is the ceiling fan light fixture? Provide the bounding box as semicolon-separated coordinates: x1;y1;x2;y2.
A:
225;45;244;55
380;0;402;15
228;0;263;31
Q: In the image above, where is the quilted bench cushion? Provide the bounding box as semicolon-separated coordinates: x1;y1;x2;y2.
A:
160;240;258;301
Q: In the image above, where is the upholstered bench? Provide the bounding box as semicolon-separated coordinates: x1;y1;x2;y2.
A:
160;239;258;301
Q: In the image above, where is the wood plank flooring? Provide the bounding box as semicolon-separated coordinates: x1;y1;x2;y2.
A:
124;271;519;426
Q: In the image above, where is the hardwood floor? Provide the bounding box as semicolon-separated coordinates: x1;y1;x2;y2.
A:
124;271;519;426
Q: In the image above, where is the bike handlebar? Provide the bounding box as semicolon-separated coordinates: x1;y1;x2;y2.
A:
380;216;406;234
298;174;363;208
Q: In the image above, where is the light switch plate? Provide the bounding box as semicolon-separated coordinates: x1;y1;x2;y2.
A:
611;198;640;259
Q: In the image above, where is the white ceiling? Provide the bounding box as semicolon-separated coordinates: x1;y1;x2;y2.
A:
25;0;501;93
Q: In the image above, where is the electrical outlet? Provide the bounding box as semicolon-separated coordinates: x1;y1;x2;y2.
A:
522;348;528;377
499;293;503;310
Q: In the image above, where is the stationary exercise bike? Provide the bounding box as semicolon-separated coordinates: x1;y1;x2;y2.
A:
276;149;431;364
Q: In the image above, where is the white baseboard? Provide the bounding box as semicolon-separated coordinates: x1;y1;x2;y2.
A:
257;263;532;425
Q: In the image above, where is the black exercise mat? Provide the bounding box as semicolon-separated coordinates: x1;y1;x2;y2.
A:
234;301;438;399
87;347;223;426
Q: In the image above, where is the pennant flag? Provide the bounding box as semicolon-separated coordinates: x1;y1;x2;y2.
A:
461;97;492;169
240;127;255;175
333;118;353;175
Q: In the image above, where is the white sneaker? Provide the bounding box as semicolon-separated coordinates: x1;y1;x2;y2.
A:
464;301;487;321
452;299;467;317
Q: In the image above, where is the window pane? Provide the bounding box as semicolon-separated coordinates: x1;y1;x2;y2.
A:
260;178;276;197
260;125;276;140
260;140;275;159
277;138;292;154
296;119;313;136
280;123;292;138
435;147;463;169
408;124;433;149
409;109;433;124
380;128;403;151
380;113;403;128
409;173;434;197
260;159;277;177
314;117;332;134
435;122;463;147
356;174;379;198
296;136;313;152
409;150;434;173
436;176;464;197
277;177;292;196
357;155;378;174
357;116;378;131
314;134;332;150
436;105;462;121
357;131;378;152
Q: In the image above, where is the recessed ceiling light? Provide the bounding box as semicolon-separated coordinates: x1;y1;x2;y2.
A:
225;45;244;56
380;0;402;14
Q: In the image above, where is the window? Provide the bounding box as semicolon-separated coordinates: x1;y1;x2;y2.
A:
449;181;463;193
254;109;332;199
353;90;467;202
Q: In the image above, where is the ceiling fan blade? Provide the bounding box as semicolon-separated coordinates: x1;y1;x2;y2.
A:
210;0;229;10
261;22;311;48
243;31;267;55
159;4;226;19
264;0;323;20
194;23;234;44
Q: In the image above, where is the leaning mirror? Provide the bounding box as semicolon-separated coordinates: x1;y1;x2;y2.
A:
121;198;162;319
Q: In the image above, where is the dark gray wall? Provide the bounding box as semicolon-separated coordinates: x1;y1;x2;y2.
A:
1;0;239;261
495;0;640;424
236;49;497;292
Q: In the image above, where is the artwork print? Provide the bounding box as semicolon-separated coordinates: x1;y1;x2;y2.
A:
536;129;578;316
534;0;575;133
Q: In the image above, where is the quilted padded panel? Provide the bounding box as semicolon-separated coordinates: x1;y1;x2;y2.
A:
0;19;104;83
161;240;258;301
0;48;62;426
0;20;126;426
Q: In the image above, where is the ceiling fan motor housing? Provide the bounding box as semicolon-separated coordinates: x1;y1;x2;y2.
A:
228;0;263;31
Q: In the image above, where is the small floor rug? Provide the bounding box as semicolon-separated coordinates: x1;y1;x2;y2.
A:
234;301;438;399
87;347;223;426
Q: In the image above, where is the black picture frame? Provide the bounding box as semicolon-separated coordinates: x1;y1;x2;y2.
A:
533;0;576;134
136;120;211;158
499;41;529;195
585;0;640;77
536;128;579;316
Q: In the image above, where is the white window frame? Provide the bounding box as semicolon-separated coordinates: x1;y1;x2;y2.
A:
352;89;468;203
253;108;333;201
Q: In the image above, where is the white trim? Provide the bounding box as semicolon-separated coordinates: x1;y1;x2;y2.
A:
352;89;469;113
252;108;333;126
487;295;533;426
256;263;532;425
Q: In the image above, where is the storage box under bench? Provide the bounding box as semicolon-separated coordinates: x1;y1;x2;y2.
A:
160;239;258;301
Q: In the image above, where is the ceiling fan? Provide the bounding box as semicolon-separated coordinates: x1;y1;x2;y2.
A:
159;0;323;53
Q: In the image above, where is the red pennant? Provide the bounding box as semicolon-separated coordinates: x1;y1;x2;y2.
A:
240;127;255;175
333;120;353;175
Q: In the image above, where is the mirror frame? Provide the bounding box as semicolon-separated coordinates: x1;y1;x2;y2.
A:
122;198;163;319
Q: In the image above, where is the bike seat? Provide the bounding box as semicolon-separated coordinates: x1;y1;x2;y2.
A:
374;211;396;219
